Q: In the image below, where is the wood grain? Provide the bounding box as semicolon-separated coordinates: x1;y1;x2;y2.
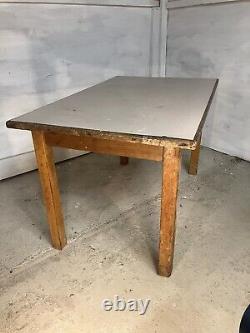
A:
6;120;195;150
46;132;163;161
159;147;181;277
32;130;66;250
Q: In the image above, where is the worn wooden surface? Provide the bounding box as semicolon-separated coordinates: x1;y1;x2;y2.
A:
6;122;195;150
32;131;66;250
159;147;181;277
46;132;163;161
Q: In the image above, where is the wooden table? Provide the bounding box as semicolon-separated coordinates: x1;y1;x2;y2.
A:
6;76;218;277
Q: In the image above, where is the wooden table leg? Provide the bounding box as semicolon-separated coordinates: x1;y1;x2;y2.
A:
120;156;129;165
159;147;181;277
189;133;201;175
32;131;67;250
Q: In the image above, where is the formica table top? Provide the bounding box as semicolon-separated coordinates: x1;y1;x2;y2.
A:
7;76;218;142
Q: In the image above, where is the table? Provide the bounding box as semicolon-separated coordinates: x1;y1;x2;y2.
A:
6;76;218;277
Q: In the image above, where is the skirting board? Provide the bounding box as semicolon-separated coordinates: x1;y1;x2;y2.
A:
0;0;159;7
0;149;87;180
167;0;247;9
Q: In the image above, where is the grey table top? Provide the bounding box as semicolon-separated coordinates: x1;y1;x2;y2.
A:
7;76;218;141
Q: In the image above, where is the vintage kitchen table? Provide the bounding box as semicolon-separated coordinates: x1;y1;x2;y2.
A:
6;76;218;277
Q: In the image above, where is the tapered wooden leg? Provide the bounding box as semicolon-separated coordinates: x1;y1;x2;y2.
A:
120;156;129;165
189;134;201;175
32;131;66;250
159;147;181;277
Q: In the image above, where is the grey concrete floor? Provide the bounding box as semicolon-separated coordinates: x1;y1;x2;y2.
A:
0;147;249;332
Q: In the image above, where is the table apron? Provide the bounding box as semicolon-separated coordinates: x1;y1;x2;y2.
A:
45;132;164;161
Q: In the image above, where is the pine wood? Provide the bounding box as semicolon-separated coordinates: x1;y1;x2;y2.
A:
120;156;129;165
6;120;195;150
46;132;163;161
32;131;66;249
159;147;181;277
189;133;201;175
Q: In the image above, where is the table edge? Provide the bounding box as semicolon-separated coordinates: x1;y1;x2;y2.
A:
6;120;196;149
193;78;219;142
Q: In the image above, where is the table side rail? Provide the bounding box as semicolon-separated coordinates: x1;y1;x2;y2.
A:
45;131;164;161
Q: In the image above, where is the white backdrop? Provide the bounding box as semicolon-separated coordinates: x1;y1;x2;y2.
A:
166;1;250;161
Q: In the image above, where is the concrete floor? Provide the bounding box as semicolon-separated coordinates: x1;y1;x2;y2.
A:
0;147;249;332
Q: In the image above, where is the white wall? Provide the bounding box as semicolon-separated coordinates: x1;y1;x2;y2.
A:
0;2;165;179
166;2;250;161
